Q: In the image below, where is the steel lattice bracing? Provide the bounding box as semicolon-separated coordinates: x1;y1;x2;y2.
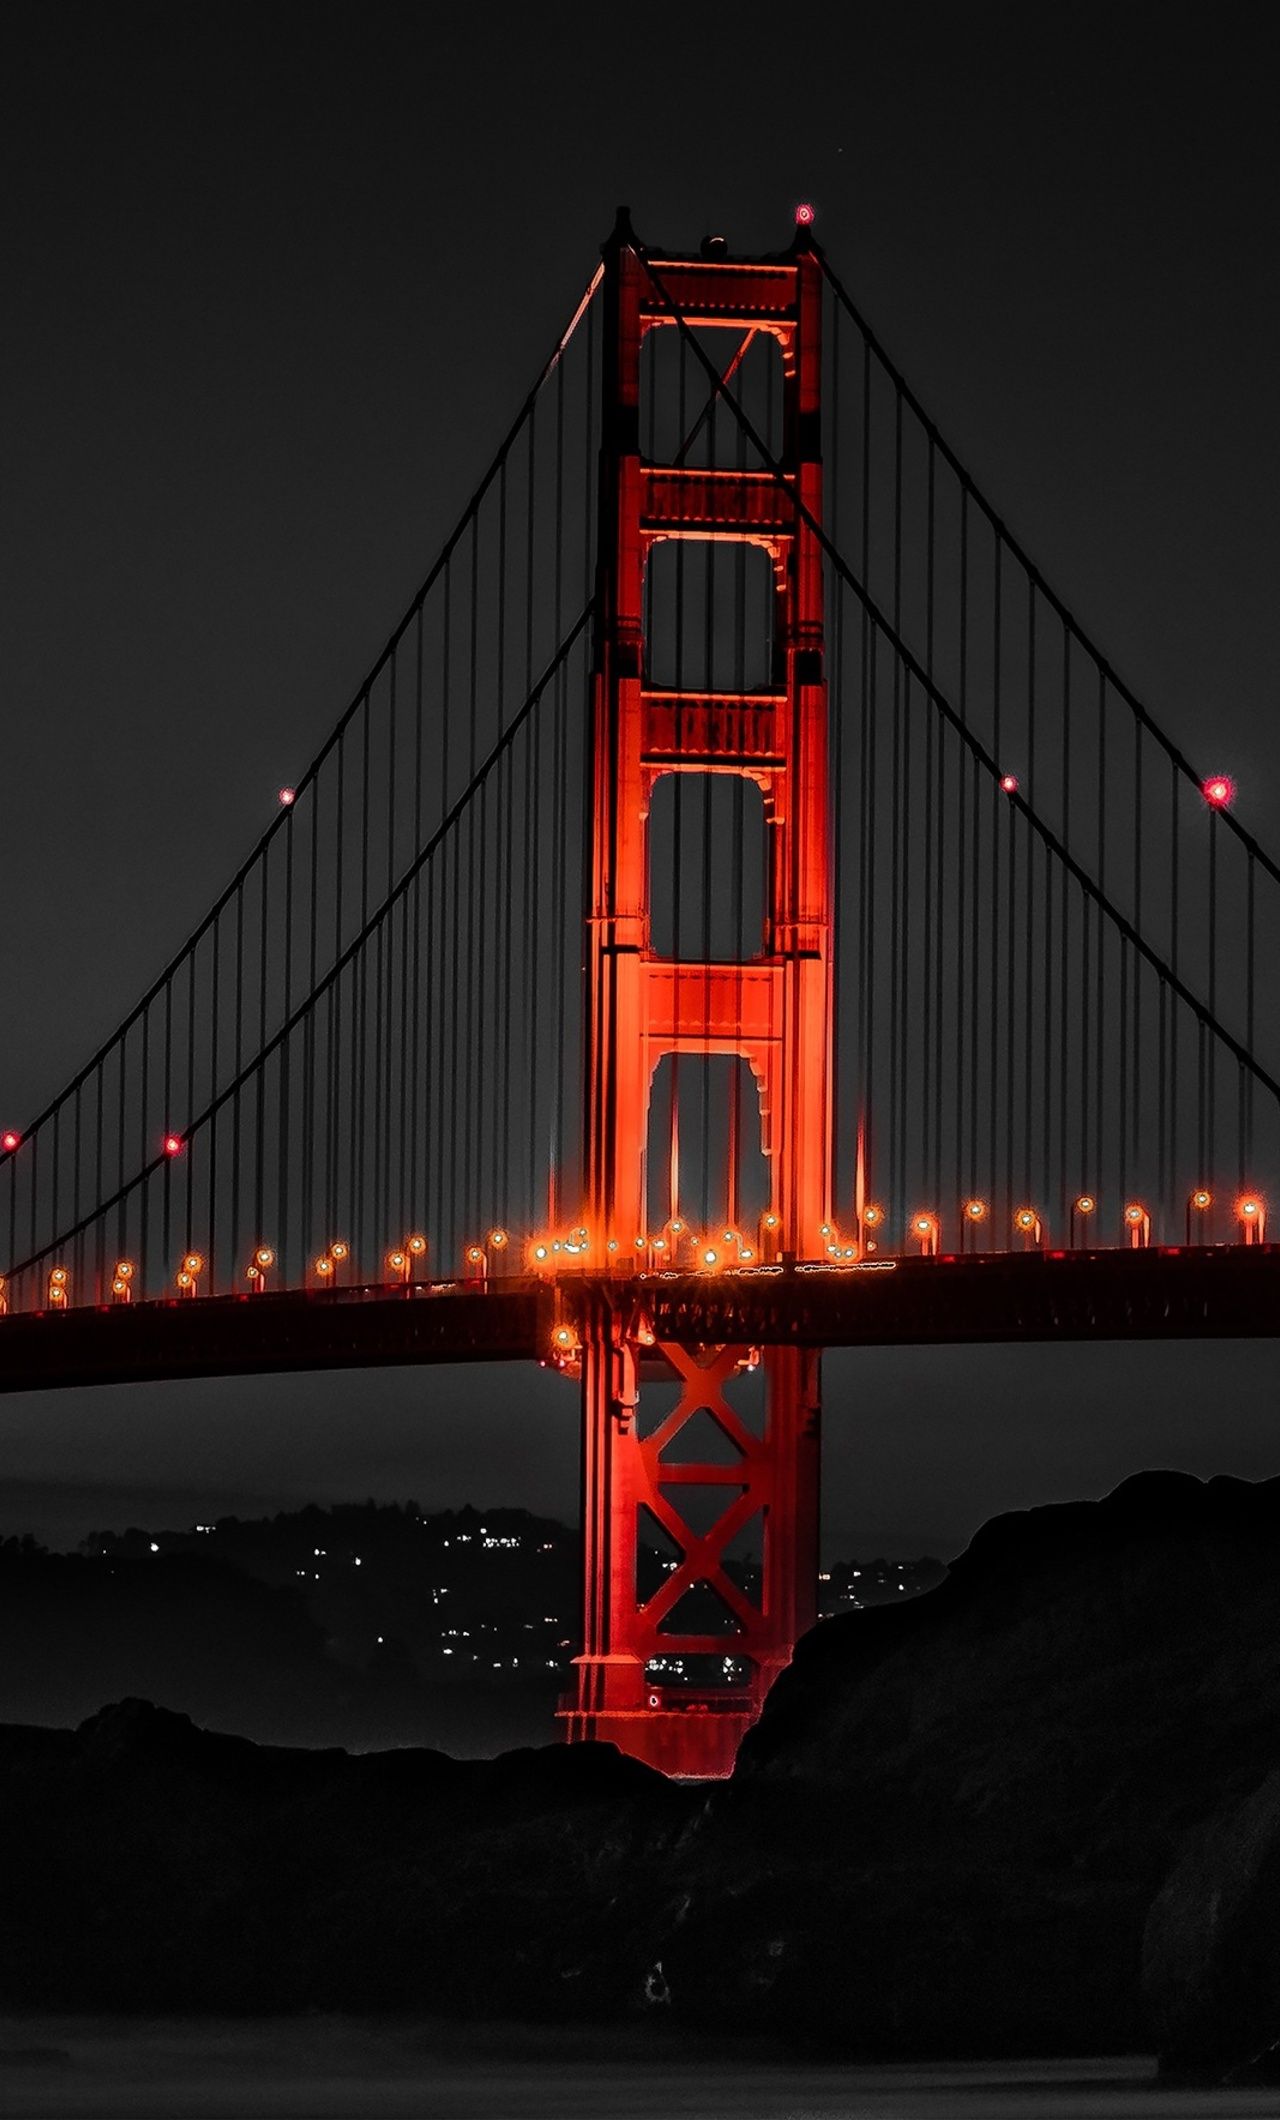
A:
4;211;1280;1779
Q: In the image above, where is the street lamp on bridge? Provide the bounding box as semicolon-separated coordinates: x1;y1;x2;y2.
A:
1187;1189;1213;1244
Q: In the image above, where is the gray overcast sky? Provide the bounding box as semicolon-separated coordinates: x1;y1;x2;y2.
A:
2;2;1279;1555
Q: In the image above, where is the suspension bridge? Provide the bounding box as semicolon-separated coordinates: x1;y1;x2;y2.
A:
3;209;1279;1775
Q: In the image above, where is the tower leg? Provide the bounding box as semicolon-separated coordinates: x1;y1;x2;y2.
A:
562;1325;821;1779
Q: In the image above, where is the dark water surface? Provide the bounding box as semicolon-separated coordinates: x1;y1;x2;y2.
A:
0;2020;1274;2119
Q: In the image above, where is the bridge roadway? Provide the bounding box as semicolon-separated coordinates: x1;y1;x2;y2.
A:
0;1245;1277;1394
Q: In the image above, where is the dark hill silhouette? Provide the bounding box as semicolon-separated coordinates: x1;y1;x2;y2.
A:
0;1527;565;1753
4;1472;1279;2076
0;1509;576;1755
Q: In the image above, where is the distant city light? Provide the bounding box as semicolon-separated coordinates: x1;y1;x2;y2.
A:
1202;774;1235;809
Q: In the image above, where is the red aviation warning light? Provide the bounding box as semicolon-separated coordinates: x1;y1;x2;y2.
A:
278;787;296;807
1;1130;19;1153
1202;774;1235;809
794;202;815;227
999;774;1019;795
163;1134;183;1157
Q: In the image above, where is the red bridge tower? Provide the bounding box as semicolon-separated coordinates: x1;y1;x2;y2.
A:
563;214;833;1778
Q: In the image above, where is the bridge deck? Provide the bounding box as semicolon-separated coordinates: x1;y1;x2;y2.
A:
0;1247;1277;1395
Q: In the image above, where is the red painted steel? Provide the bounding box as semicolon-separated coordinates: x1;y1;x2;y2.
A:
566;218;832;1776
3;1250;1280;1396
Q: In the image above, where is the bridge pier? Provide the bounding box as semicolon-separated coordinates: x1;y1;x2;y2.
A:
562;1309;820;1778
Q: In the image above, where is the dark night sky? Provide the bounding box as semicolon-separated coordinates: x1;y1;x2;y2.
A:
3;3;1280;1557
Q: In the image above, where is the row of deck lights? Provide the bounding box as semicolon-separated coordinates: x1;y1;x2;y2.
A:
897;1189;1266;1252
5;1187;1268;1317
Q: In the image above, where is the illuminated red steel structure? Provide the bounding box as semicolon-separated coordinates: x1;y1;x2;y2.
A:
563;214;832;1777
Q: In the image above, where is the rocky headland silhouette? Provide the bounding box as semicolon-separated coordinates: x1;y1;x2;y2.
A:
3;1469;1278;2082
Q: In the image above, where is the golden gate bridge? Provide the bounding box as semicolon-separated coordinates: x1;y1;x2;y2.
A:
3;208;1278;1775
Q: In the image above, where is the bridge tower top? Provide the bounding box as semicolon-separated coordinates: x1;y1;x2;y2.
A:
583;213;833;1257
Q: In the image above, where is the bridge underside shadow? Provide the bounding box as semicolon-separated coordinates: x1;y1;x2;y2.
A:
1;1248;1277;1396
